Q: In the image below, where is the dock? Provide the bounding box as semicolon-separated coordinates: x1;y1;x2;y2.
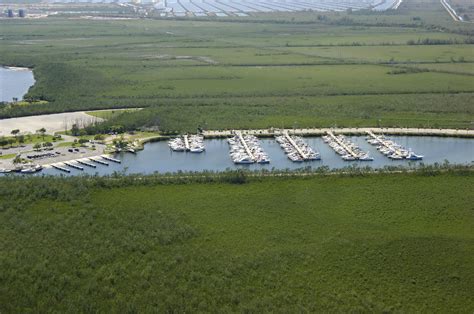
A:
326;131;359;158
284;132;308;160
52;164;71;173
366;131;403;156
236;131;255;161
101;155;121;163
183;135;190;151
89;158;109;166
64;162;84;171
77;159;97;168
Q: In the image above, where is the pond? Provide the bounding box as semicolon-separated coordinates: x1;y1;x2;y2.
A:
0;66;35;102
33;136;473;176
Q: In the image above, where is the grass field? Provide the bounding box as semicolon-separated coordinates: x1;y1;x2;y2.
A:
0;0;473;132
0;171;473;312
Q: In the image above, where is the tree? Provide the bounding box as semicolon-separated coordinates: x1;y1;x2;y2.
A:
33;143;42;151
71;124;80;136
37;128;46;140
43;142;53;148
18;135;25;145
7;138;15;148
13;155;22;164
0;137;7;148
11;129;20;139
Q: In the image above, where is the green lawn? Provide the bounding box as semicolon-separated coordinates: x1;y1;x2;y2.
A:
0;172;473;312
0;153;15;159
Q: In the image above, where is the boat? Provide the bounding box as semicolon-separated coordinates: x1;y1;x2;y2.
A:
342;154;356;161
20;164;42;174
388;154;403;160
406;152;423;160
190;147;205;153
0;168;12;173
358;154;374;161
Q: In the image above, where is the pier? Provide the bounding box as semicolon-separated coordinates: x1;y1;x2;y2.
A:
101;155;121;163
326;131;359;158
90;158;109;166
64;162;84;171
52;164;71;173
284;132;308;160
183;135;190;151
236;131;255;161
77;159;97;168
366;131;404;156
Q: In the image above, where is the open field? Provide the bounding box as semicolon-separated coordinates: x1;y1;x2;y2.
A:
0;172;473;312
0;0;473;132
0;111;102;136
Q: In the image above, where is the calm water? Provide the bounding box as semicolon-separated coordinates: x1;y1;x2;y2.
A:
0;67;35;102
31;136;473;176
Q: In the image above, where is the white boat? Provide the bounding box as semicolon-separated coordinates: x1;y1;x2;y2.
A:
20;165;42;174
406;152;423;160
342;155;356;161
389;154;403;160
358;154;374;161
190;147;205;153
0;168;12;173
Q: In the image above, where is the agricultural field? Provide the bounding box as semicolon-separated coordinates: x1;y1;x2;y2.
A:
0;0;473;132
0;171;473;312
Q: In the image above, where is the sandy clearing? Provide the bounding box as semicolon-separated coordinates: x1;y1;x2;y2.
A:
0;112;103;136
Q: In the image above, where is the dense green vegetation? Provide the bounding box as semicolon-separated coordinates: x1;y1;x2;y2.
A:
0;0;473;132
0;170;473;312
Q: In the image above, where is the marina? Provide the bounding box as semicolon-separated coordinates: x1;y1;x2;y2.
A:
275;132;320;162
323;132;373;161
168;134;205;153
0;135;472;176
228;132;270;164
366;131;423;160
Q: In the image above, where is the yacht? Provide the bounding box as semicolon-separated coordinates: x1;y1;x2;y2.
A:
406;152;423;160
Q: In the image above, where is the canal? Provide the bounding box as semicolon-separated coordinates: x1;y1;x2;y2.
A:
33;136;473;176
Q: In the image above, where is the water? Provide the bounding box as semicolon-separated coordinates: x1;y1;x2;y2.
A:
0;67;35;102
31;136;473;176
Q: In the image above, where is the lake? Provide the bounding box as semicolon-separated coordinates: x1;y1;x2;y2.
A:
33;136;474;176
0;66;35;102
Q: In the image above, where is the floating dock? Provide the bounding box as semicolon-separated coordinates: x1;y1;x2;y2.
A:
64;162;84;171
236;131;255;161
101;155;121;163
327;131;359;158
77;159;97;168
284;132;308;160
366;131;405;157
183;135;190;151
52;164;71;173
89;158;109;166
